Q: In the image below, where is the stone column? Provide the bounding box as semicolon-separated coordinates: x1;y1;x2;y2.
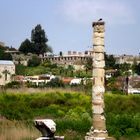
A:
85;20;115;140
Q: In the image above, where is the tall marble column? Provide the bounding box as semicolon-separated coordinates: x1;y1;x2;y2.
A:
85;20;115;140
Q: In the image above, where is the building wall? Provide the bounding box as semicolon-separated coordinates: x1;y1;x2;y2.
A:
0;41;5;46
115;55;140;64
42;51;92;70
0;64;15;85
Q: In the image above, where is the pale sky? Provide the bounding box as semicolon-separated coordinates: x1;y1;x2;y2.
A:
0;0;140;55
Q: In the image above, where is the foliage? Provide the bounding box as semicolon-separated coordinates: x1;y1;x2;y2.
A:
31;24;52;54
45;77;64;88
115;63;132;76
5;81;21;89
28;55;41;67
135;63;140;75
0;45;12;60
15;64;26;75
41;60;52;67
84;57;92;72
18;39;34;54
0;91;140;139
19;24;52;55
105;53;116;69
105;94;140;138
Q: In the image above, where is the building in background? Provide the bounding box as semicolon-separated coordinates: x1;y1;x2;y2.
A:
0;41;5;47
0;60;15;85
42;51;92;70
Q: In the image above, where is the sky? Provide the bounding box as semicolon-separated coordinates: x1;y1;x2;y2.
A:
0;0;140;55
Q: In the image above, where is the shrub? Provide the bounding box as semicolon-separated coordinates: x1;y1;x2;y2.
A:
5;81;21;89
46;77;64;88
28;55;41;67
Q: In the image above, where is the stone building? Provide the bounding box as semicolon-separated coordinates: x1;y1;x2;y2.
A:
0;60;15;85
115;54;140;64
42;51;92;70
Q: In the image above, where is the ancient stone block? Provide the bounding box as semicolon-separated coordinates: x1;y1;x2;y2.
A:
93;25;105;32
93;53;104;61
93;38;104;46
94;32;105;38
93;77;104;86
92;85;105;93
93;115;106;130
93;46;105;52
93;60;105;68
92;104;104;114
93;69;105;77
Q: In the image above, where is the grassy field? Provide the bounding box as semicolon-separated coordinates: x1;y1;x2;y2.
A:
0;89;140;140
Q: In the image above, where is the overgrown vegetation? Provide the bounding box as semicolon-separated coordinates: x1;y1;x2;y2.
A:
0;91;140;139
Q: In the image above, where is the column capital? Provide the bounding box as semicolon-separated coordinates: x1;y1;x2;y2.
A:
92;21;105;27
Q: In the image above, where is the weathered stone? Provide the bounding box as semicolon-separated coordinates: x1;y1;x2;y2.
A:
93;115;106;130
93;69;105;77
93;25;105;32
94;32;105;38
93;46;105;52
92;104;104;114
92;99;104;105
85;20;111;140
94;61;105;68
93;53;104;61
93;77;104;86
93;38;104;46
93;61;105;68
92;85;105;94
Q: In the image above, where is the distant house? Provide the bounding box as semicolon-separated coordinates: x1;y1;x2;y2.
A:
42;51;92;70
0;60;15;85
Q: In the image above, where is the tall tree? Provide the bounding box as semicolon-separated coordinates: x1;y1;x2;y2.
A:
105;53;116;69
19;39;34;54
31;24;52;55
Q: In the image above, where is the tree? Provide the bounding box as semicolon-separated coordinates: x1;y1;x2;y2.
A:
118;63;131;76
0;45;12;60
19;39;34;54
105;53;116;69
59;51;63;56
135;63;140;75
31;24;52;55
28;55;41;67
84;57;92;73
131;58;137;74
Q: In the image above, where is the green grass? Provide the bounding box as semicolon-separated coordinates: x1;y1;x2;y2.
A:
0;90;140;139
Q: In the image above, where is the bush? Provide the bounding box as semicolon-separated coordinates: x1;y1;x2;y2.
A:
15;64;26;75
5;81;21;89
0;91;140;139
28;55;41;67
46;77;64;88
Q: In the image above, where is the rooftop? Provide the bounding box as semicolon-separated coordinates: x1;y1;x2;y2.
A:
0;60;14;65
